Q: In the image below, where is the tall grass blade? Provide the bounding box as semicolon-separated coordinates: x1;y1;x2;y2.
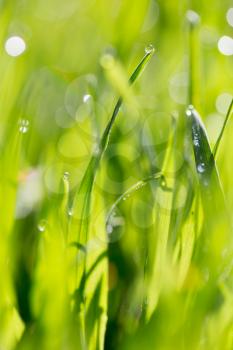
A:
213;98;233;159
69;47;155;349
70;47;155;251
186;105;232;271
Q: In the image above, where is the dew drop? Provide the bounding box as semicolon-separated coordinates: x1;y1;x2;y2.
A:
19;119;29;134
93;143;101;156
197;163;205;173
193;136;200;147
186;105;194;117
63;171;70;180
83;94;92;103
145;44;155;54
105;211;125;243
186;10;200;26
106;224;113;234
37;219;47;232
68;208;73;217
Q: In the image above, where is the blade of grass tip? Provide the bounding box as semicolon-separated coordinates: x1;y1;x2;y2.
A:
186;105;215;185
70;45;155;245
100;45;155;153
186;105;232;261
213;98;233;159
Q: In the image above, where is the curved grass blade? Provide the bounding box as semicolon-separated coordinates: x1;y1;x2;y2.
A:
106;171;162;229
70;47;155;247
69;47;155;349
213;98;233;159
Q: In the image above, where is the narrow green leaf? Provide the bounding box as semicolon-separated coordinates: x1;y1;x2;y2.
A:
70;47;155;247
68;48;155;350
186;105;217;186
186;105;232;270
213;98;233;159
106;171;162;227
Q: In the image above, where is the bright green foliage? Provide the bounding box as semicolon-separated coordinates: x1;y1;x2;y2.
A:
0;1;233;350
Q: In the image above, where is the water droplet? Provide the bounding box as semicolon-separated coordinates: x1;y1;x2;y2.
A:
93;143;101;156
186;105;194;117
37;219;47;232
19;119;29;133
68;208;73;217
197;163;205;173
105;211;125;243
193;136;199;146
186;10;200;26
63;171;70;180
83;94;92;103
106;224;113;234
65;74;97;118
5;36;26;57
145;44;155;54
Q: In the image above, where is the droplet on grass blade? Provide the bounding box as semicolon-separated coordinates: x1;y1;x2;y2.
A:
37;219;47;232
83;94;92;103
63;171;70;180
186;10;200;26
106;210;125;243
193;137;199;147
145;44;155;54
68;208;73;217
65;74;97;118
92;143;101;157
19;119;29;134
197;163;205;173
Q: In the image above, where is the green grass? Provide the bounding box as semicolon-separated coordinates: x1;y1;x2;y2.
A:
0;1;233;349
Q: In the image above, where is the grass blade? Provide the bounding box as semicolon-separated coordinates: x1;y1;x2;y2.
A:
69;47;155;349
70;47;155;246
213;98;233;159
186;105;232;270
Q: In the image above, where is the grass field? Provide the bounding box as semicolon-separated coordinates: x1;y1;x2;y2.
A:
0;0;233;349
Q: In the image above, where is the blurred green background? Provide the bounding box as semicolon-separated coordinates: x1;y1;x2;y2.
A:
0;0;233;349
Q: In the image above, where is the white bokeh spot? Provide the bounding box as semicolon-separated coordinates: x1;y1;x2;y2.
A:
226;8;233;27
218;35;233;56
5;36;26;57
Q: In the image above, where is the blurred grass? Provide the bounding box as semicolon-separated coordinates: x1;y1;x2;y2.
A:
0;0;233;349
